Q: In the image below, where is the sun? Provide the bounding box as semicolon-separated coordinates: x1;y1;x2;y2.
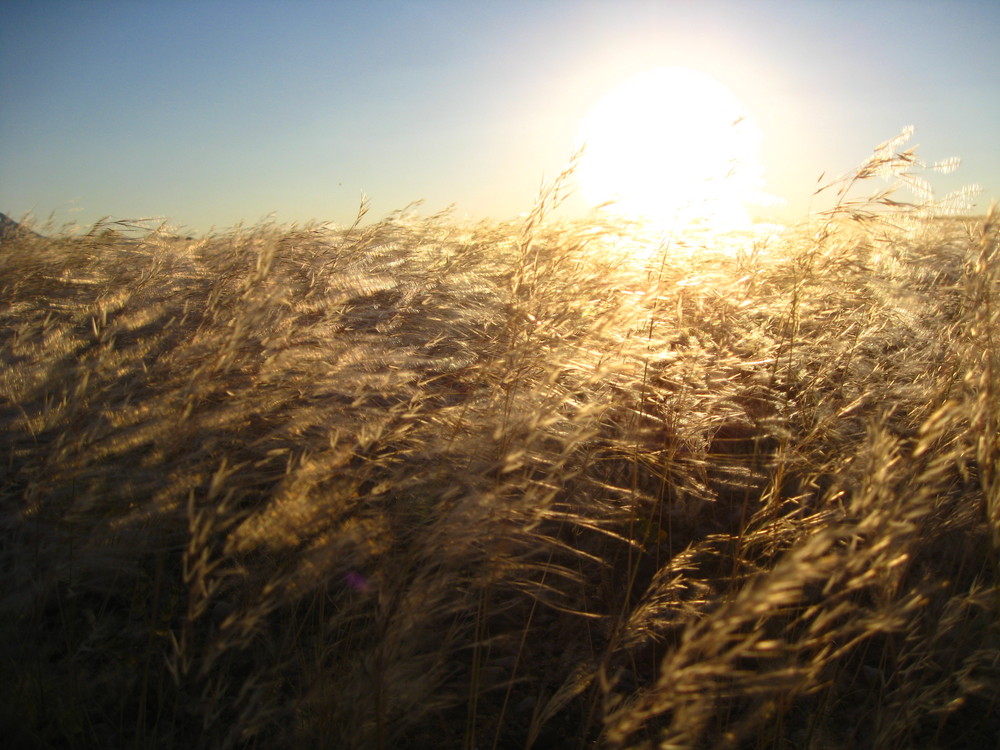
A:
576;67;770;233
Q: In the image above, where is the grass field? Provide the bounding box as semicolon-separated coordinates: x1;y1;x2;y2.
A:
2;143;999;748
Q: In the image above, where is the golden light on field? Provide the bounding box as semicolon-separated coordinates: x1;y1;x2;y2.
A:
577;67;771;233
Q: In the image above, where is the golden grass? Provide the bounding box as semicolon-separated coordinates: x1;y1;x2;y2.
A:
1;138;998;748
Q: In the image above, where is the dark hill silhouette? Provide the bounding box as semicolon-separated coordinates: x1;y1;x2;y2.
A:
0;212;45;242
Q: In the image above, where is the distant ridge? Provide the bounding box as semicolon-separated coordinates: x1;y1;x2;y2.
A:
0;212;45;242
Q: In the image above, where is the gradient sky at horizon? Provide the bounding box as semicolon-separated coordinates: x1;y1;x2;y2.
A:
1;0;998;233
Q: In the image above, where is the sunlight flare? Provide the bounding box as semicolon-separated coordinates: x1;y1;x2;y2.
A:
577;67;774;233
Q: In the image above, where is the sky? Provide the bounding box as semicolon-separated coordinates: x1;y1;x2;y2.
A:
1;0;998;234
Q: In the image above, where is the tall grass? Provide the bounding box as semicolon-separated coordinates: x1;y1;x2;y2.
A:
1;134;998;749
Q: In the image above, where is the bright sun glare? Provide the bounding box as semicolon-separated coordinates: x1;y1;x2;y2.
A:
577;67;772;233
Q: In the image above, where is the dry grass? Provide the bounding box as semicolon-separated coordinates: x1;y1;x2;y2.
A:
2;136;998;749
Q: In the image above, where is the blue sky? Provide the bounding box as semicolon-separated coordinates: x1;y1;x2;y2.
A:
1;0;997;233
